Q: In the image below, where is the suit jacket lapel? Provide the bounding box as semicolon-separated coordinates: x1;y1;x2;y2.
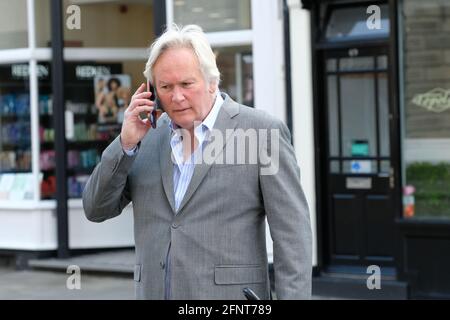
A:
159;124;176;213
176;95;239;214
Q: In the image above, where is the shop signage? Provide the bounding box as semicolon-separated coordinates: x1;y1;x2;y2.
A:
412;88;450;113
75;65;111;79
11;64;49;79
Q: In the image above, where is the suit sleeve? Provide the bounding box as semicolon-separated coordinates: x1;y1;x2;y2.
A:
259;119;313;299
82;136;136;222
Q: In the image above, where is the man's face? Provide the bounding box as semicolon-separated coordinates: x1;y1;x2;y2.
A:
153;47;216;130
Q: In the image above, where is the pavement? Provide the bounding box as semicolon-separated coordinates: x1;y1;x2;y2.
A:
0;266;134;300
0;249;339;300
28;249;135;274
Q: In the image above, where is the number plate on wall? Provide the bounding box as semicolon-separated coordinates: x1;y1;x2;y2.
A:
346;177;372;189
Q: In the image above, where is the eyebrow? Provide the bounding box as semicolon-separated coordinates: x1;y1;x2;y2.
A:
158;78;197;85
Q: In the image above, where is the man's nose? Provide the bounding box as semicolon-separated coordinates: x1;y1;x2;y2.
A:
172;87;185;103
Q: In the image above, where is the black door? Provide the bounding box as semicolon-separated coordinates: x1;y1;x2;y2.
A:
322;46;397;274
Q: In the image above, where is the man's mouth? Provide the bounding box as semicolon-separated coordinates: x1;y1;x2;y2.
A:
174;107;190;113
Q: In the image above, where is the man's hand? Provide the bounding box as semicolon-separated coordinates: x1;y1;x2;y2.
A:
120;83;155;150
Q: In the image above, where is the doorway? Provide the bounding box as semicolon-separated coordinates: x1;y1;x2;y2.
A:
321;46;398;274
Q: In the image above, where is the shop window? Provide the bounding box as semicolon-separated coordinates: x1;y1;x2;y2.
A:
0;62;57;201
62;0;153;47
0;0;28;49
173;0;251;33
35;0;153;48
36;62;53;200
0;63;33;200
4;60;145;200
55;60;144;199
35;0;51;48
325;4;389;41
215;46;253;106
402;1;450;220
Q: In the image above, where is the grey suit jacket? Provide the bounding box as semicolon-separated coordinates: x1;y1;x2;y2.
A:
82;93;312;299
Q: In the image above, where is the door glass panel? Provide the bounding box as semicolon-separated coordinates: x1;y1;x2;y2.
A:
339;57;374;71
378;72;390;157
330;160;340;173
377;55;388;70
327;75;339;156
380;160;390;174
325;5;390;41
327;59;337;72
340;73;377;157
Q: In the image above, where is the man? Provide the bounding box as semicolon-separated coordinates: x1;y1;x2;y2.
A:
82;24;312;300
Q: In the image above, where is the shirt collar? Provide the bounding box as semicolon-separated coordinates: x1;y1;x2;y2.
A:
201;91;224;131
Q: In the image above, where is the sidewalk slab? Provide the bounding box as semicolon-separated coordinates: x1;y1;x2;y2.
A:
28;249;134;275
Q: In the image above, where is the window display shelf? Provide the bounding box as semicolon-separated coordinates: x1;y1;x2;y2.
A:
0;61;126;200
0;86;32;177
0;199;56;210
38;62;125;200
0;169;31;174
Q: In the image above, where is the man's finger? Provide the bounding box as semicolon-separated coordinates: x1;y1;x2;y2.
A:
132;83;146;96
140;117;152;127
133;91;152;100
133;98;154;108
127;98;154;112
131;105;154;116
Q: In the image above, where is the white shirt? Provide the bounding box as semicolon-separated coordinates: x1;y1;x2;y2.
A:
169;92;224;211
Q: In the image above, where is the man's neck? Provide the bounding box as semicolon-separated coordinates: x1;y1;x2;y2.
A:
182;91;219;158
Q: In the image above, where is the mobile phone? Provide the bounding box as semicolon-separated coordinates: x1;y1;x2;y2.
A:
242;287;260;300
147;80;158;128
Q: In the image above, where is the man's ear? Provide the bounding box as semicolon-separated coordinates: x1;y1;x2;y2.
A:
208;80;217;94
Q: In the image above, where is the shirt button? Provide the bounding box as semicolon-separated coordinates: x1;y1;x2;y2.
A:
172;222;179;229
160;261;165;269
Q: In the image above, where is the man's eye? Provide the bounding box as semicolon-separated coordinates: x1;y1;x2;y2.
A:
182;82;193;87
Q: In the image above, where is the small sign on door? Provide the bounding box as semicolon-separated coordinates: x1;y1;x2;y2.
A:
346;177;372;189
350;160;372;174
351;140;369;157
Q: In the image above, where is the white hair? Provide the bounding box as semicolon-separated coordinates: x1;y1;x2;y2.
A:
143;24;220;88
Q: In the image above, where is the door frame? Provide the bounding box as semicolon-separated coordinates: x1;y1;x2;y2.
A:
309;0;403;277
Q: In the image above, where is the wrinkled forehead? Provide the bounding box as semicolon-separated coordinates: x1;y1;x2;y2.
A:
153;47;209;84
